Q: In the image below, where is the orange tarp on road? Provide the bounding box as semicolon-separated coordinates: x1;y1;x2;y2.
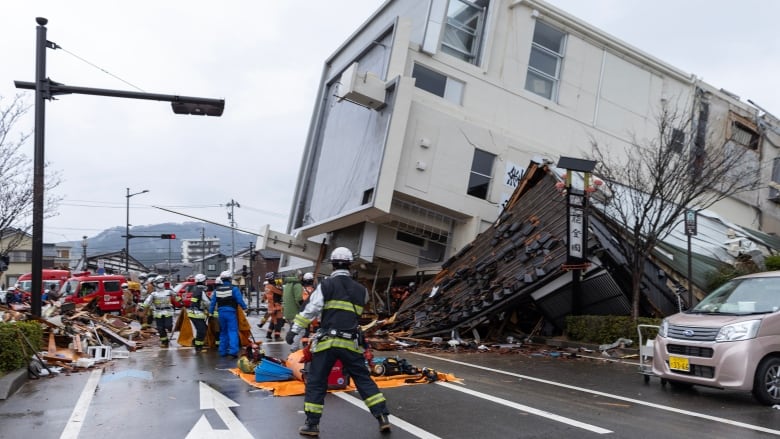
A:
229;368;461;397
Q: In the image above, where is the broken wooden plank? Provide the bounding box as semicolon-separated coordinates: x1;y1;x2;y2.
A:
48;332;56;354
96;323;137;350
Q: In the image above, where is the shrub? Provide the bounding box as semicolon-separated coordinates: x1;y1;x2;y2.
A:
0;322;44;373
565;315;662;344
765;255;780;272
705;265;754;291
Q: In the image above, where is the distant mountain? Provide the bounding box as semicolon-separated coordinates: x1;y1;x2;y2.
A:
60;221;255;268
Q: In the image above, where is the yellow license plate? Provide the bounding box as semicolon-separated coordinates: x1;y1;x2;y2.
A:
669;356;690;372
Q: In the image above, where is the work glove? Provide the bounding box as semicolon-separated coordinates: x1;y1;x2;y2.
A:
285;330;297;345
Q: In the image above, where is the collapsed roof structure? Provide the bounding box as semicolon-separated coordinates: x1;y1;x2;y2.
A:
388;160;780;339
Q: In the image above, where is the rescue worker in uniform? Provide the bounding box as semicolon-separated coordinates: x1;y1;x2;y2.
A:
263;272;284;340
287;247;391;436
209;270;247;358
139;276;177;347
294;272;317;349
185;273;211;352
120;282;134;317
282;272;304;328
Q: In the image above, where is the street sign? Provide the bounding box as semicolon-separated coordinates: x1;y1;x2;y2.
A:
685;210;697;236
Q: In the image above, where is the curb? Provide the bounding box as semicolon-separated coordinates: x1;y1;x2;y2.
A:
0;368;28;400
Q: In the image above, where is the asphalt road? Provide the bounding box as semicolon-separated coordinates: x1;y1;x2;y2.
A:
2;321;780;438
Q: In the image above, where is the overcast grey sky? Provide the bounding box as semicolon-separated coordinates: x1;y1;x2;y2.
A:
3;1;778;244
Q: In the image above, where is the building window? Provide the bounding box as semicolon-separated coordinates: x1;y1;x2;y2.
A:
771;157;780;203
8;250;31;263
362;188;374;205
731;120;759;151
669;128;685;153
441;0;488;65
207;263;216;271
397;231;426;247
412;63;464;104
467;148;496;199
525;21;566;100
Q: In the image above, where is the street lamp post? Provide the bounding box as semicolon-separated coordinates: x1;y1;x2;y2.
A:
81;236;88;270
125;188;149;272
16;18;224;318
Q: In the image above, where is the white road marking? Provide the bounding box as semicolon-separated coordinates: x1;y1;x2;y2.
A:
186;381;253;439
413;352;780;436
333;391;443;439
60;368;102;439
436;381;612;434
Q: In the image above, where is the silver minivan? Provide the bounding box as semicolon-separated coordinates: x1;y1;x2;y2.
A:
652;271;780;405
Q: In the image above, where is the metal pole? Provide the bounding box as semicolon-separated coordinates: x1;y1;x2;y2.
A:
124;188;149;272
200;227;205;274
82;236;87;270
167;239;171;277
125;188;130;272
226;199;240;274
687;233;693;307
30;17;49;318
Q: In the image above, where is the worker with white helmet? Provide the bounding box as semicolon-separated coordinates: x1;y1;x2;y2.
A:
208;270;247;358
139;275;177;348
287;247;391;436
186;274;212;352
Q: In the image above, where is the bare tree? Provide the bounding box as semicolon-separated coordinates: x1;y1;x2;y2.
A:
589;96;760;318
0;94;62;255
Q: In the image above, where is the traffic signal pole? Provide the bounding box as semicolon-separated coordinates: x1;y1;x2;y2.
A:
16;17;223;317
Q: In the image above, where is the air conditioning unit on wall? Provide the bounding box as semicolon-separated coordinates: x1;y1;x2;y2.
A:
336;62;386;110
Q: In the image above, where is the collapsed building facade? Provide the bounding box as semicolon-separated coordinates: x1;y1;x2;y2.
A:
388;160;780;338
256;1;780;327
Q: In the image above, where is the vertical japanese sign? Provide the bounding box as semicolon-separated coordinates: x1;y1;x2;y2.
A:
568;193;585;260
685;209;697;236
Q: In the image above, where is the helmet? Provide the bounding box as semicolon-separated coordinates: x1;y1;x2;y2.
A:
153;275;166;285
330;247;353;263
265;272;275;281
194;273;207;283
219;270;233;281
121;283;129;289
303;272;314;281
138;273;148;281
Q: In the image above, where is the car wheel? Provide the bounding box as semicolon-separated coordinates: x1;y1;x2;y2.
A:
753;356;780;405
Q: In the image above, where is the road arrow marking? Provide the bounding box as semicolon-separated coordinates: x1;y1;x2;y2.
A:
186;381;252;439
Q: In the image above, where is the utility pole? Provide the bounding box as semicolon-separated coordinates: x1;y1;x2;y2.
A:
200;227;206;274
16;18;224;318
226;199;240;275
248;241;256;312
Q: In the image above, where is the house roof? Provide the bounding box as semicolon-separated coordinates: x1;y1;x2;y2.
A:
389;159;780;337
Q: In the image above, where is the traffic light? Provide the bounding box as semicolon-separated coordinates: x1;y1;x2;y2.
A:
241;265;248;277
160;234;176;239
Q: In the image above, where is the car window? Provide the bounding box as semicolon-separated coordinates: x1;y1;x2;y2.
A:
695;277;780;313
104;281;121;292
80;282;98;297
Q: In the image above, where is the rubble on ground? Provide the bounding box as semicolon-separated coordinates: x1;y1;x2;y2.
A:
1;300;157;375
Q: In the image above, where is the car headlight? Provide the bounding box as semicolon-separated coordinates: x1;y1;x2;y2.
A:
715;319;761;342
659;319;668;337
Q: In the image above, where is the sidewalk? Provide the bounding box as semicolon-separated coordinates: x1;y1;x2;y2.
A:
0;368;28;400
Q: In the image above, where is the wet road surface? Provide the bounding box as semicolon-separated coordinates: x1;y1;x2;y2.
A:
2;320;780;438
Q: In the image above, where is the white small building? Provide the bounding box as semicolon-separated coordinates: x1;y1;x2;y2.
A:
278;0;780;280
181;238;221;264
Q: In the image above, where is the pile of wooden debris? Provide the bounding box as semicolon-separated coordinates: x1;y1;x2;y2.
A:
1;301;157;373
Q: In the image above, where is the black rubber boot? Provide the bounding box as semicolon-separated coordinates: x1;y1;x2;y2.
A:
298;422;319;436
377;414;391;433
